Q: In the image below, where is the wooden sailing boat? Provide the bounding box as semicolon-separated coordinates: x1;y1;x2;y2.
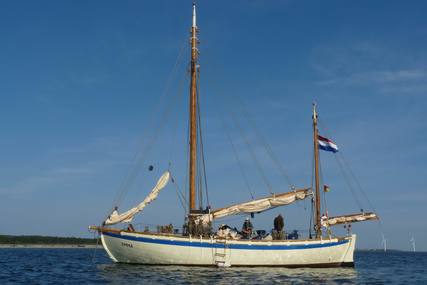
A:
90;3;378;267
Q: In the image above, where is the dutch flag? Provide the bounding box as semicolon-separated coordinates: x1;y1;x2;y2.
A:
318;135;339;153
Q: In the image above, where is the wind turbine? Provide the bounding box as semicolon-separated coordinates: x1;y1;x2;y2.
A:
410;236;416;252
381;234;387;252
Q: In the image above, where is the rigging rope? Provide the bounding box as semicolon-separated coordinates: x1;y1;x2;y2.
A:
239;107;294;189
167;72;188;165
230;112;274;195
337;152;378;214
333;153;364;210
317;120;365;209
317;118;384;238
309;144;314;237
91;231;100;263
219;112;255;200
169;171;188;213
196;69;210;208
318;151;328;215
165;63;190;213
336;151;384;231
109;39;188;213
220;95;295;190
184;93;190;208
197;149;203;209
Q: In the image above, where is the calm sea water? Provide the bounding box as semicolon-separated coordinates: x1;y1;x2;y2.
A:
0;249;426;284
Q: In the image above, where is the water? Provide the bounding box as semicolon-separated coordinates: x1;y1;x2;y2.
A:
1;249;426;284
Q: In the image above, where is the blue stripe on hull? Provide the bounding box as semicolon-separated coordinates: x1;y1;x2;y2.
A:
103;232;349;250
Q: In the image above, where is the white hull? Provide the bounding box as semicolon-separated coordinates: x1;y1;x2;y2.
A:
99;229;356;267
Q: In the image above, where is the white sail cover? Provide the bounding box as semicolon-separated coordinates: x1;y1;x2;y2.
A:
105;171;170;225
197;188;312;224
321;212;378;227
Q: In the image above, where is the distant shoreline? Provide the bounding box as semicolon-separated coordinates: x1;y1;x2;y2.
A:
0;244;102;249
0;235;100;248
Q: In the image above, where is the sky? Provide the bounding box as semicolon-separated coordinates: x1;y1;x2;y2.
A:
0;0;426;251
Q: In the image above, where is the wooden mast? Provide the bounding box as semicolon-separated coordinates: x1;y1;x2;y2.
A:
312;103;322;238
189;3;198;212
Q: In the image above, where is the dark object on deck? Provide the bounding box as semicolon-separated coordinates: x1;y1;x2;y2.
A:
157;224;174;234
274;214;284;231
148;165;154;171
287;230;299;240
273;214;285;240
252;230;269;240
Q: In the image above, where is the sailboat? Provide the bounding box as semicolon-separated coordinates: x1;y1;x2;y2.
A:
90;3;378;267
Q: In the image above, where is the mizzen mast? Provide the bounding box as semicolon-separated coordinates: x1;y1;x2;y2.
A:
312;103;322;238
189;3;198;212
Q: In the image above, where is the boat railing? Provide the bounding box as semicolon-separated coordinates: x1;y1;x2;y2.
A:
127;223;327;241
131;223;183;235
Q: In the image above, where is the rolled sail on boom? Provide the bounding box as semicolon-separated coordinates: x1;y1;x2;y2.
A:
197;188;312;224
321;212;378;227
105;171;170;225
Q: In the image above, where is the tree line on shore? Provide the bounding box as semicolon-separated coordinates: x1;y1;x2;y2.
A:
0;235;99;245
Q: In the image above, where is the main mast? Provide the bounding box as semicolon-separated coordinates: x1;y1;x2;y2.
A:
312;104;322;238
189;3;198;212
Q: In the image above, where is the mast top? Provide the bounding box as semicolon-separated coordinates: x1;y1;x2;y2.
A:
312;103;318;124
192;3;197;28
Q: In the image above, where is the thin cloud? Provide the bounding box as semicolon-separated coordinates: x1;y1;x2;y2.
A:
311;42;427;94
317;69;427;86
0;138;128;197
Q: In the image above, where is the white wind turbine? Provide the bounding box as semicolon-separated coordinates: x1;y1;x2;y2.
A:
410;236;416;252
381;234;387;252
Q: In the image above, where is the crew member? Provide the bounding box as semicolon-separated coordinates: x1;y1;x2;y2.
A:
127;224;135;232
241;217;253;239
273;214;285;240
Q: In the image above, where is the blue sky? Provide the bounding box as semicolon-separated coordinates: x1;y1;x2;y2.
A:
0;0;426;251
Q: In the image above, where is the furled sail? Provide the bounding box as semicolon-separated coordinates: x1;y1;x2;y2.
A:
197;188;312;224
104;171;170;225
321;212;378;227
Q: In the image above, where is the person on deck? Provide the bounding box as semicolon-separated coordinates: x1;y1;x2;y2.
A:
241;217;253;239
273;214;285;240
127;224;135;232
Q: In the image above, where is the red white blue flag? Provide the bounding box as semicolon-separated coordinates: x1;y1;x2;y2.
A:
318;135;338;153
